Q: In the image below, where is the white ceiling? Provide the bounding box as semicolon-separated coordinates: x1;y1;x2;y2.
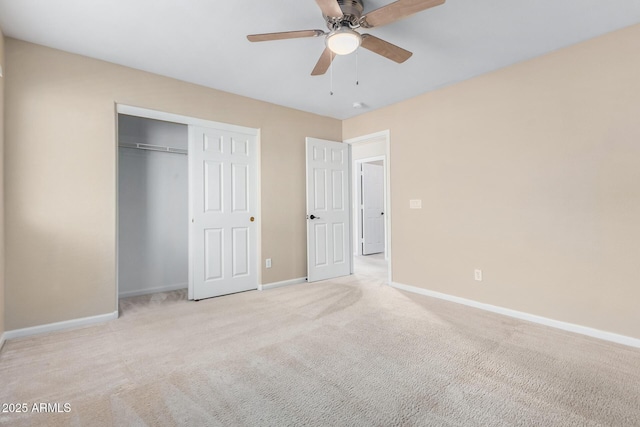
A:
0;0;639;119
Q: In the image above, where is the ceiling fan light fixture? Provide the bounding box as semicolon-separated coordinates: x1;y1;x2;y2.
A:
326;27;362;55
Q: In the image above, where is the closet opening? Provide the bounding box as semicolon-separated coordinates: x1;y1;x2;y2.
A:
117;114;189;299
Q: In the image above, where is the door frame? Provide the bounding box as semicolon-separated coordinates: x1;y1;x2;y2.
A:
115;104;262;306
344;130;391;282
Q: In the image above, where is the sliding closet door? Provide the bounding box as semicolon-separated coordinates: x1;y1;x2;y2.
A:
189;126;258;300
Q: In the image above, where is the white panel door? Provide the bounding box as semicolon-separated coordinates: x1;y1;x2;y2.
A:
190;126;257;300
306;137;351;282
362;163;385;255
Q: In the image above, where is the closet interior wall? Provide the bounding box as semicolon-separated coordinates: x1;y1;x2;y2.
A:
117;114;189;298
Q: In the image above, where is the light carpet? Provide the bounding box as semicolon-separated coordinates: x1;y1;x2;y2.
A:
1;264;639;426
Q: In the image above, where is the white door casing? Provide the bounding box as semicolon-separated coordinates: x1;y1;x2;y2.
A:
190;126;258;299
306;137;351;282
362;162;385;255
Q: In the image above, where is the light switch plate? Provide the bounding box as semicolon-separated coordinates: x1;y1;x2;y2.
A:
409;199;422;209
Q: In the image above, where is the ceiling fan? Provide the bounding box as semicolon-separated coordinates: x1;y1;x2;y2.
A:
247;0;445;76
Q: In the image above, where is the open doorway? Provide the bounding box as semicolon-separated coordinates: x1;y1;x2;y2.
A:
117;114;189;298
346;131;391;282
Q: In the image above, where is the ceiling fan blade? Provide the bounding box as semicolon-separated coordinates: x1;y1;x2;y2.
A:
311;47;335;76
315;0;344;18
361;34;412;63
361;0;445;28
247;29;325;42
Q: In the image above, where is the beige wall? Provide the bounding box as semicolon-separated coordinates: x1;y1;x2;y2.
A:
0;27;5;339
6;24;640;340
344;24;640;339
5;39;341;330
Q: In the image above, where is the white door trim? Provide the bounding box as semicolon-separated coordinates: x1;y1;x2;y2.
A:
116;104;257;135
345;130;391;283
115;104;262;307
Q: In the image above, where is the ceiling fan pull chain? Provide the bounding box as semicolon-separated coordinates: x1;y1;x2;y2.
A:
356;49;359;86
330;51;334;95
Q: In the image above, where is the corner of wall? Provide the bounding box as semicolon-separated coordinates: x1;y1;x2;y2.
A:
0;25;6;347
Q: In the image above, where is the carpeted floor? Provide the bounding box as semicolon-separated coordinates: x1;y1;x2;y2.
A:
1;260;639;426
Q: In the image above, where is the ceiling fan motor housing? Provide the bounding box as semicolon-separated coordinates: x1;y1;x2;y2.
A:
326;0;364;29
337;0;364;18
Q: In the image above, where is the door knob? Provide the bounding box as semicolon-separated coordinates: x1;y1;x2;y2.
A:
250;217;255;222
309;214;320;220
381;212;384;215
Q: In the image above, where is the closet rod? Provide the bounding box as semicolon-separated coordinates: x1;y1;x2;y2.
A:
119;141;187;155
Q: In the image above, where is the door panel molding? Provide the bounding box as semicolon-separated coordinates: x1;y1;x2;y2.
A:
190;126;258;300
306;137;352;282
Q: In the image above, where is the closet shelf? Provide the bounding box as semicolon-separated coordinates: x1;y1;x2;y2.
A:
119;141;187;155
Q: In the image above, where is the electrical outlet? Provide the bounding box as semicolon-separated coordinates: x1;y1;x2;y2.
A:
266;258;272;269
474;269;482;282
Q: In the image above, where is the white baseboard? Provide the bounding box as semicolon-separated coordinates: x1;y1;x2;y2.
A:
119;282;187;298
0;332;6;352
259;277;307;291
390;282;640;349
3;311;119;341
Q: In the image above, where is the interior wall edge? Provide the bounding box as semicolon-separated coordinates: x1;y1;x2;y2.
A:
0;24;6;341
391;282;640;348
258;277;307;291
3;311;118;341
